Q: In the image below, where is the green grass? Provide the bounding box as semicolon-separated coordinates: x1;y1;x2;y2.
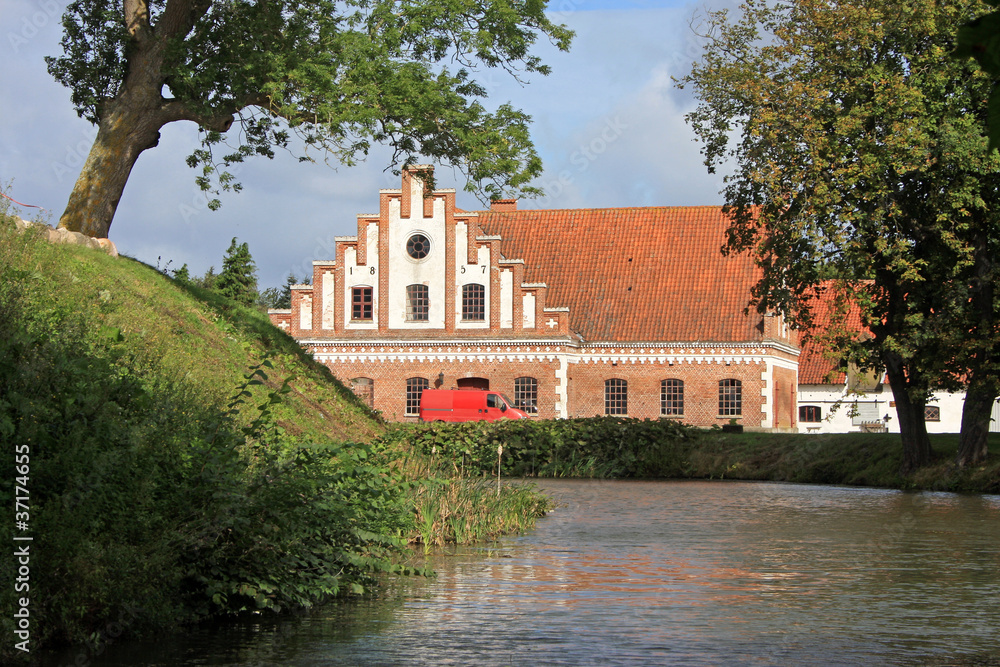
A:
0;216;549;660
3;219;381;444
651;430;1000;493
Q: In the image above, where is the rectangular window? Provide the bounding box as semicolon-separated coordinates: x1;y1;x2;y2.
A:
352;286;373;321
462;283;486;321
406;377;429;416
661;379;684;416
925;405;941;422
719;379;742;416
406;284;429;321
605;379;628;415
799;405;822;422
514;377;538;414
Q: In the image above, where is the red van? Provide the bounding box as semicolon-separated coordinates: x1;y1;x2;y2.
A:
419;388;529;422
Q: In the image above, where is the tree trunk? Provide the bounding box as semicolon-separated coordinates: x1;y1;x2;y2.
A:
958;381;994;467
957;231;997;468
884;352;933;473
57;24;173;239
58;103;164;238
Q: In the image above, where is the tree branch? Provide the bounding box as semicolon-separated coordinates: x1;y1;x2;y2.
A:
124;0;153;42
157;0;214;41
159;93;270;132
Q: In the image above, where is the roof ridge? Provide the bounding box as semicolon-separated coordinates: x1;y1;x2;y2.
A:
478;204;728;214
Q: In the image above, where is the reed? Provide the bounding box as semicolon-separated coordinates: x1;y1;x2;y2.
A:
407;476;550;550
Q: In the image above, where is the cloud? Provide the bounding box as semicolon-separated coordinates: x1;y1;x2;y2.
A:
1;0;734;289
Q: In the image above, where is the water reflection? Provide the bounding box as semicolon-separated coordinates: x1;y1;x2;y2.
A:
48;480;1000;666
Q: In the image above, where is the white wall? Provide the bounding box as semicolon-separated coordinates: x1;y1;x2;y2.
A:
798;384;967;434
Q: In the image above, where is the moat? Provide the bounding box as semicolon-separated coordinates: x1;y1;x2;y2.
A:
52;480;1000;666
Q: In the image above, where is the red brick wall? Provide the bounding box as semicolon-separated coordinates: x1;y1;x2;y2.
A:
567;359;766;427
314;354;562;421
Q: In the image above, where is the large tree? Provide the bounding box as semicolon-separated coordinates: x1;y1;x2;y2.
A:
679;0;1000;471
46;0;573;238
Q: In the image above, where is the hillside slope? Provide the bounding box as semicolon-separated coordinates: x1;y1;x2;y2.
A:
0;217;398;658
6;221;382;444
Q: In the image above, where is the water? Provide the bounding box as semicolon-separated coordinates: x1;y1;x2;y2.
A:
48;480;1000;666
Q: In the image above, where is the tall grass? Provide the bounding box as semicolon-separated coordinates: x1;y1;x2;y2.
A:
0;213;545;660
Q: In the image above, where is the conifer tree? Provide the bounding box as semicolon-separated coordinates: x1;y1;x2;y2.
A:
216;239;258;307
172;263;190;283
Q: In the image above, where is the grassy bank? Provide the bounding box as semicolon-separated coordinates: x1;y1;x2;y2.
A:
686;431;1000;493
0;215;547;662
401;420;1000;494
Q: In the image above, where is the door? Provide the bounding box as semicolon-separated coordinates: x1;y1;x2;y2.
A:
457;377;489;390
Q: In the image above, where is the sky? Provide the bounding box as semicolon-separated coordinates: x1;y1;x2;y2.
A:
1;0;735;289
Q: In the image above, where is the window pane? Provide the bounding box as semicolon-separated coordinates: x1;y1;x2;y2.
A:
406;234;430;259
605;378;628;415
406;284;429;321
406;377;429;415
719;379;742;416
925;405;940;422
799;405;821;422
352;286;373;320
514;377;538;414
462;283;486;321
661;379;684;416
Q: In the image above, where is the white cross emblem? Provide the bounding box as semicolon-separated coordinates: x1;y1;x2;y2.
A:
546;318;558;329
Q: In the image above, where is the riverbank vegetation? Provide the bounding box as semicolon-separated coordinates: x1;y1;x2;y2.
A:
0;217;547;661
400;420;1000;494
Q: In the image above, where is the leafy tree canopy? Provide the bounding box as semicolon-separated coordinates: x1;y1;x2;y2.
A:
47;0;573;236
679;0;1000;469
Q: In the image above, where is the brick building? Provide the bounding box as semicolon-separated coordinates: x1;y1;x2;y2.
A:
269;167;800;429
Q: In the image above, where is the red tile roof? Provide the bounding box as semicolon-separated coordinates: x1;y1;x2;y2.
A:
798;282;865;384
478;206;764;343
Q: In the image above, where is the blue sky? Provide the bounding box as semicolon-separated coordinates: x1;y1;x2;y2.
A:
1;0;733;288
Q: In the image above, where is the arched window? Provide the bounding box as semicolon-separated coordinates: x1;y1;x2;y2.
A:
462;283;486;321
661;379;684;416
605;378;628;415
719;379;742;416
514;377;538;414
406;284;429;321
406;377;429;415
351;286;373;321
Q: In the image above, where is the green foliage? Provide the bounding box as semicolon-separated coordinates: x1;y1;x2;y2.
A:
259;273;306;310
0;222;394;657
172;263;191;283
404;477;550;550
215;237;259;307
386;417;698;480
47;0;574;230
678;0;1000;468
0;219;557;658
956;1;1000;150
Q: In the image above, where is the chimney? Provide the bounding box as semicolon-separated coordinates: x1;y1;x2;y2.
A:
490;199;517;212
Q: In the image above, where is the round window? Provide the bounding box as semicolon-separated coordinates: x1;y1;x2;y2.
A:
406;233;431;259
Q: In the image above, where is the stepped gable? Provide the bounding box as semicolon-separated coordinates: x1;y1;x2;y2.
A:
478;206;762;343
